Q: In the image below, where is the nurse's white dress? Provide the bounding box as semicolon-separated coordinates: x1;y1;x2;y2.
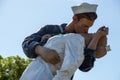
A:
20;33;85;80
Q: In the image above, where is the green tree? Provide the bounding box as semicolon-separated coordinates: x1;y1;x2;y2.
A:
0;55;32;80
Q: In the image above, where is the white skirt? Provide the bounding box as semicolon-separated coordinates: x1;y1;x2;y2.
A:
20;33;85;80
20;57;53;80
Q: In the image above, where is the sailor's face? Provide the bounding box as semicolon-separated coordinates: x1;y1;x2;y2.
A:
74;18;94;33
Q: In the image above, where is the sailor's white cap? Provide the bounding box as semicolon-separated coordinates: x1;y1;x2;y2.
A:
71;2;98;15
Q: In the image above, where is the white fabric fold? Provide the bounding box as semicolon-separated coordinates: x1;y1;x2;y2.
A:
20;33;85;80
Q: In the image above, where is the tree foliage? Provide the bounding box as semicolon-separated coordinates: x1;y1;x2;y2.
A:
0;55;32;80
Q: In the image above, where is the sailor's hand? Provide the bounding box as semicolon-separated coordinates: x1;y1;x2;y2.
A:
41;34;52;42
35;45;60;65
96;26;109;37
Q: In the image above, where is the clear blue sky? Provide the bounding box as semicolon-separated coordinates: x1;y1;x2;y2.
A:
0;0;120;80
